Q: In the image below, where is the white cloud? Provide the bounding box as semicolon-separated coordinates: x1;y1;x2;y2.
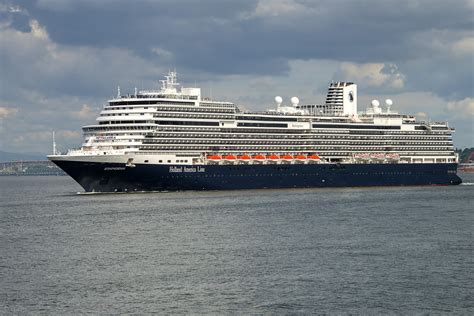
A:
0;106;18;118
0;17;165;153
451;36;474;56
256;0;306;16
0;17;164;97
13;129;81;144
14;131;52;143
58;130;82;139
242;0;309;19
447;97;474;117
0;3;25;13
29;19;48;40
151;47;173;59
73;104;97;120
339;62;406;89
416;112;428;120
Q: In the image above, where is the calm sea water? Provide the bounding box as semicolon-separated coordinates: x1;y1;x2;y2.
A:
1;174;473;314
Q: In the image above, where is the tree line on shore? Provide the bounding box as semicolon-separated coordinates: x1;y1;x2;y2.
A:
455;148;474;163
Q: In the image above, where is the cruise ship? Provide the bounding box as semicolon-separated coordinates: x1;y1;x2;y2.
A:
48;71;462;192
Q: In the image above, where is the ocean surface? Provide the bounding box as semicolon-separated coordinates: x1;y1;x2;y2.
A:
1;174;473;314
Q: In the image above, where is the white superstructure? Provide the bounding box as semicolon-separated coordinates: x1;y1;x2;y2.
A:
50;71;457;166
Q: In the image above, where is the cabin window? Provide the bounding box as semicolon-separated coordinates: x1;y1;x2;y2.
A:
144;160;149;163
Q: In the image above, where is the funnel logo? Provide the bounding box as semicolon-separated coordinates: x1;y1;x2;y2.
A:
349;91;354;102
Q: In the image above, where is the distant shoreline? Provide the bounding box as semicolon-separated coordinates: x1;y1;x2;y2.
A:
0;160;65;176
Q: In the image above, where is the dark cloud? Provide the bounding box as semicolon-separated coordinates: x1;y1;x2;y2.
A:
9;0;470;97
19;1;471;61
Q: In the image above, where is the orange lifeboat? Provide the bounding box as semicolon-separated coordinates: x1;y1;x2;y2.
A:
267;154;280;160
294;154;307;160
252;154;266;160
238;154;251;160
281;154;294;160
207;155;221;160
308;154;320;160
223;154;237;160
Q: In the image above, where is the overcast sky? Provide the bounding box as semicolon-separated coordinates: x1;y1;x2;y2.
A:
0;0;473;154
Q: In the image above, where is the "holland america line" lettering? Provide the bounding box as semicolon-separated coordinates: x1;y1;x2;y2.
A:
169;166;206;173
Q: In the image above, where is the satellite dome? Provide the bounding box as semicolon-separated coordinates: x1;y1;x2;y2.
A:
291;96;299;106
371;99;380;107
385;99;393;106
275;96;283;104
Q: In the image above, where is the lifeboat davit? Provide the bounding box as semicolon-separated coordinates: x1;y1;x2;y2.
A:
281;154;294;160
252;154;266;160
238;154;251;160
266;154;280;160
308;154;320;160
207;155;222;160
223;155;237;160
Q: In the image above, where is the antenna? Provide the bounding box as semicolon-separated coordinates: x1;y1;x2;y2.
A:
160;70;180;91
52;131;57;155
134;87;138;97
117;86;121;98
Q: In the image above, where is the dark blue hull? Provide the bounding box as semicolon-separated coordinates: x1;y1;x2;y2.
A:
51;160;462;192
